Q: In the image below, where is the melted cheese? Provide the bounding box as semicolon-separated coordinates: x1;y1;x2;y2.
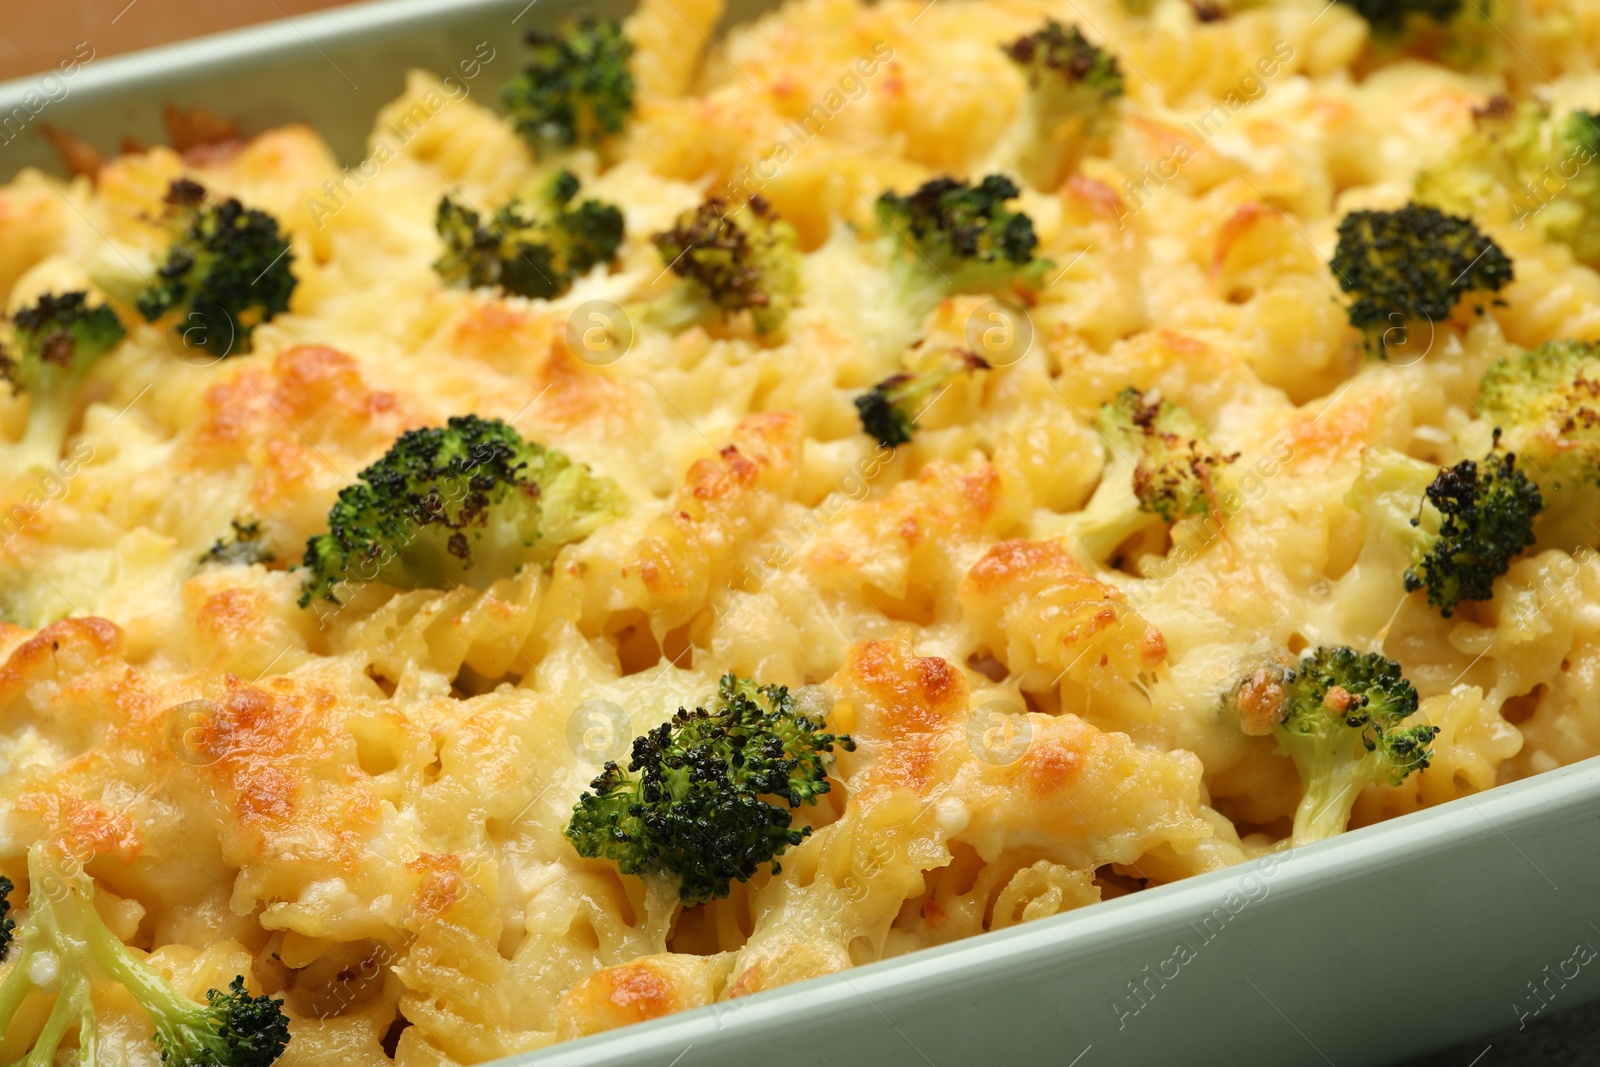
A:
3;0;1600;1060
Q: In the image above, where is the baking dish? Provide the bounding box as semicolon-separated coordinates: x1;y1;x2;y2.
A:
1;2;1598;1063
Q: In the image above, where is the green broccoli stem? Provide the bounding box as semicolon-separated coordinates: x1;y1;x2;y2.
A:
19;974;80;1067
0;870;87;1059
78;898;220;1048
88;245;157;310
638;284;718;333
17;396;72;471
1287;741;1378;846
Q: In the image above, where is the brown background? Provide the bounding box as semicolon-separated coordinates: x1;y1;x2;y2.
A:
0;0;362;82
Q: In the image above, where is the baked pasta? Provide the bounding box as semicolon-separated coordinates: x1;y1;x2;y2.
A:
3;0;1600;1061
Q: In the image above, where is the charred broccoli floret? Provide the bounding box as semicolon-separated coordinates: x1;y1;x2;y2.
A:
502;15;634;156
1404;443;1542;616
1351;444;1542;618
1328;202;1513;358
854;349;989;448
1417;99;1600;268
650;195;802;334
1336;0;1462;34
566;674;854;905
1228;646;1435;845
434;169;624;300
1066;387;1238;564
91;178;295;357
874;174;1054;323
0;291;125;469
0;845;291;1067
1479;339;1600;487
996;20;1123;189
298;414;625;605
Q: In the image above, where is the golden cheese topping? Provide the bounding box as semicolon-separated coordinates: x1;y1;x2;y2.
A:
0;0;1597;1060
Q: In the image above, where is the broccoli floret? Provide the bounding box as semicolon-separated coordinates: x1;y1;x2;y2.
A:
874;174;1054;324
1479;339;1600;487
854;348;989;448
1228;646;1436;845
1418;100;1600;269
299;414;624;605
1066;387;1237;564
203;519;275;567
1329;203;1513;358
0;291;125;469
997;20;1123;190
650;195;801;334
566;674;854;906
0;846;290;1067
1336;0;1462;34
1403;442;1542;617
1350;444;1541;619
434;170;624;300
0;875;12;958
92;178;294;357
502;15;634;156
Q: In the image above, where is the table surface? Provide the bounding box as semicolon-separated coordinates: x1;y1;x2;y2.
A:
1404;996;1598;1067
0;0;361;84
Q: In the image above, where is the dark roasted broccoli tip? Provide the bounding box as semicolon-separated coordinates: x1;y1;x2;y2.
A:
1336;0;1463;34
1100;386;1237;522
128;179;295;357
566;673;855;905
1229;645;1435;845
651;195;802;334
298;413;624;606
1479;339;1600;486
502;14;634;154
1003;20;1123;103
0;874;13;957
854;349;990;448
0;849;291;1067
875;174;1053;311
1403;440;1541;617
203;519;276;567
433;170;624;300
0;290;125;468
1329;203;1513;358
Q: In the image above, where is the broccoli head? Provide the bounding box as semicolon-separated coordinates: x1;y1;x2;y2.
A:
299;414;624;605
0;844;291;1067
650;195;801;334
92;178;295;357
1479;339;1600;487
1417;100;1600;268
875;174;1054;322
502;15;634;155
854;348;989;448
1336;0;1462;34
203;519;275;567
434;169;624;300
998;20;1123;189
1328;202;1513;358
0;874;12;957
1066;387;1238;565
1402;442;1542;617
566;674;854;905
0;291;125;469
1228;646;1435;845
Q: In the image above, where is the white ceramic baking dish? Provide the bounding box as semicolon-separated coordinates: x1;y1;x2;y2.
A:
1;2;1595;1062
